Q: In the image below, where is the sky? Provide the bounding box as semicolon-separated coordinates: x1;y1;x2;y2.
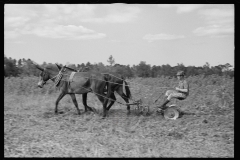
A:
4;4;234;68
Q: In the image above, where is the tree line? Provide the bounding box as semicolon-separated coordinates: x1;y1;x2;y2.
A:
4;55;234;78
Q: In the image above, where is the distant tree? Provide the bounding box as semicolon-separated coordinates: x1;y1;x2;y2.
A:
13;59;17;66
17;59;23;75
176;63;185;72
186;66;196;77
77;64;81;69
222;63;233;72
203;62;212;75
17;59;22;67
96;62;107;72
3;53;234;79
151;65;161;77
125;65;134;78
113;64;124;74
79;63;85;69
107;55;115;67
85;62;93;70
16;59;37;76
221;63;234;77
228;68;234;78
4;56;19;77
196;67;204;75
211;66;222;76
131;65;138;77
136;61;151;77
161;64;172;77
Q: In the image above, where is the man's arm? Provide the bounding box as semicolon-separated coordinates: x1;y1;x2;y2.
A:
176;87;188;93
176;81;189;93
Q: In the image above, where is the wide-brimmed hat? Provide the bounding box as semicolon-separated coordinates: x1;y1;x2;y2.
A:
176;71;185;76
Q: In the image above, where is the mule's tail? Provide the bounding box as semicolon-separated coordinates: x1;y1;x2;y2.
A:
124;81;132;100
103;73;112;94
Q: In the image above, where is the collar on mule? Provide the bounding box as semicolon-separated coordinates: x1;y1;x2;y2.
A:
54;72;63;86
46;64;78;87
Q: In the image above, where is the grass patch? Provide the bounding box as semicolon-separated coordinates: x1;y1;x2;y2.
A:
4;76;234;157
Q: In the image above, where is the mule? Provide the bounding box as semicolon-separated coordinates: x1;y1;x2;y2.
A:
34;63;110;117
103;73;132;114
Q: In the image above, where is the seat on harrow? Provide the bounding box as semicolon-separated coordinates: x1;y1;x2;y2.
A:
177;97;185;100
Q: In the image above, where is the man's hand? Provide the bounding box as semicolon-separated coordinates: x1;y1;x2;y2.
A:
176;87;188;93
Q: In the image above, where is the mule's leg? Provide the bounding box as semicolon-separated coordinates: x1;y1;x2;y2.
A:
82;93;94;112
96;95;107;118
103;84;119;116
106;93;116;111
55;92;66;114
101;89;111;118
69;93;81;115
116;87;131;114
102;97;108;118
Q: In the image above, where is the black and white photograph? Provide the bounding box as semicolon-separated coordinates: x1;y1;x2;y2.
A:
4;3;234;157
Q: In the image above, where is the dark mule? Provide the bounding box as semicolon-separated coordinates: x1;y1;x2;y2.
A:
103;73;132;114
34;63;109;117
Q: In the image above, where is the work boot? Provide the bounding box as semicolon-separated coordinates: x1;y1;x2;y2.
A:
156;99;170;113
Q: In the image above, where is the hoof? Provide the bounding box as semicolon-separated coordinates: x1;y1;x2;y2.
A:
156;108;164;114
102;112;108;118
55;111;58;114
87;107;95;113
101;116;106;119
91;107;97;113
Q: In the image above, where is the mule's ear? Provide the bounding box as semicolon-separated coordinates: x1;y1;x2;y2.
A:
36;65;44;71
32;61;44;71
55;63;62;71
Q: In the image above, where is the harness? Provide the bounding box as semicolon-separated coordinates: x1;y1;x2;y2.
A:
54;70;77;87
68;72;77;86
42;64;78;87
55;72;63;86
42;70;76;88
41;65;67;87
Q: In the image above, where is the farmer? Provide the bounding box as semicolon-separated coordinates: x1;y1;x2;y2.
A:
156;70;189;113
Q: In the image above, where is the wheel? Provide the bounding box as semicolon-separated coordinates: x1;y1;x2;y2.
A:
163;106;180;120
169;104;181;112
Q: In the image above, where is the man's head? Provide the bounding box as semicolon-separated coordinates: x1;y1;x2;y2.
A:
176;71;185;80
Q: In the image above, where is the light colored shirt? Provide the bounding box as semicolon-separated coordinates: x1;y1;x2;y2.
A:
178;80;189;96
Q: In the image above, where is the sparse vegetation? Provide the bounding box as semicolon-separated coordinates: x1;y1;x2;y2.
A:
4;55;234;79
4;75;234;157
